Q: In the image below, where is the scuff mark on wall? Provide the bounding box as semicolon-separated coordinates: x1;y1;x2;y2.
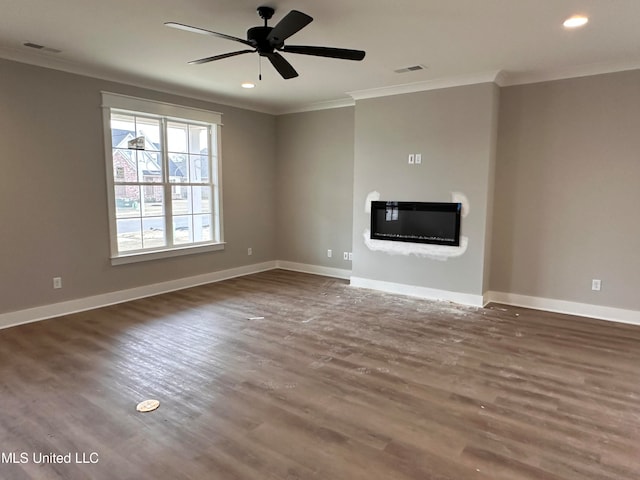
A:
363;190;469;261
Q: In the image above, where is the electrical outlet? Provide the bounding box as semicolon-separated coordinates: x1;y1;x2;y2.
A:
327;249;332;258
408;154;415;164
247;247;252;256
343;252;349;260
591;279;601;291
53;277;62;289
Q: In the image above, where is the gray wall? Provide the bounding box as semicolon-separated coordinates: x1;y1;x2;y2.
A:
352;84;499;297
275;108;354;270
3;55;638;317
0;58;276;314
491;71;640;310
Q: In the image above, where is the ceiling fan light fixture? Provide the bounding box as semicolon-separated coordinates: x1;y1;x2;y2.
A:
241;82;256;89
563;15;589;28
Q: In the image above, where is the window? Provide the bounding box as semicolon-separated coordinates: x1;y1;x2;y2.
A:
102;92;223;264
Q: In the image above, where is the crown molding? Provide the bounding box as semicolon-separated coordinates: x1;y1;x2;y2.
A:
493;70;510;87
276;97;355;115
5;45;640;116
0;47;278;115
347;70;504;101
500;59;640;86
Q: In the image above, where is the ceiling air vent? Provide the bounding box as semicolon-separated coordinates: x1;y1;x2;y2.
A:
394;64;426;74
23;42;62;53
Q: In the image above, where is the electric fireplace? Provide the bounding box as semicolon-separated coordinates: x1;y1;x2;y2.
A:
370;201;461;246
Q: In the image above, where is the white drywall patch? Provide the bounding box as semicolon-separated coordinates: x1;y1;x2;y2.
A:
364;191;380;214
363;229;468;261
451;192;469;217
363;190;469;261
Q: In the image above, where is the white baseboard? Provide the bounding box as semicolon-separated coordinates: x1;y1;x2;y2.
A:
276;260;351;280
3;263;638;331
350;276;485;307
0;261;277;331
487;291;640;326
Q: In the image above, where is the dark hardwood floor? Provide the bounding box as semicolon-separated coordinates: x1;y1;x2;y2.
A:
1;269;639;479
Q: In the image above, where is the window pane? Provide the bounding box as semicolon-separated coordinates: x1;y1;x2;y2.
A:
167;123;188;153
136;117;161;151
189;125;208;154
189;155;209;183
115;186;140;218
142;217;166;249
173;215;193;245
172;186;191;215
116;218;142;251
193;214;212;242
169;153;188;183
137;151;162;182
192;186;211;214
111;114;135;148
113;149;137;182
142;190;164;217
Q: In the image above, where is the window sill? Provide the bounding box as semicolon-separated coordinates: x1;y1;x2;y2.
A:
111;242;225;266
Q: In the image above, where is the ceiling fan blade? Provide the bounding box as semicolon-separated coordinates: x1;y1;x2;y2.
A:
265;52;298;79
188;50;255;65
165;22;254;47
282;45;366;61
266;10;313;44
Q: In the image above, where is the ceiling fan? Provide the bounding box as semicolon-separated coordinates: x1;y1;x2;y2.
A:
165;6;366;80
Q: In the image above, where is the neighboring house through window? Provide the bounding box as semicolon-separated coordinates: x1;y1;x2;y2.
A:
101;92;223;264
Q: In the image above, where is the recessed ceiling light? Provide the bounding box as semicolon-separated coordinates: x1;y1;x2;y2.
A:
563;15;589;28
241;82;255;89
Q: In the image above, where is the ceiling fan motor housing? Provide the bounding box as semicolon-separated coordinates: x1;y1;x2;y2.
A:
247;26;282;54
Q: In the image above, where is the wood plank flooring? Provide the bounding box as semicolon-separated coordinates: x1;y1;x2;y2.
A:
1;269;639;479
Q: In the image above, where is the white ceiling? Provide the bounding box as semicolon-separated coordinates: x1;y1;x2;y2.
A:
2;0;640;114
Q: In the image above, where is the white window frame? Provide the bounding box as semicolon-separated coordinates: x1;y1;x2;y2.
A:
101;92;224;265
